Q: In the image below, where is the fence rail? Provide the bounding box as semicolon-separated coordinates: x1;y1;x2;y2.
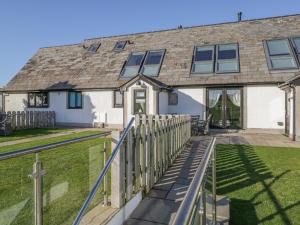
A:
172;137;217;225
1;111;56;130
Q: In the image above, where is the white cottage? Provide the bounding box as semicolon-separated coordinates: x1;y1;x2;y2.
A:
3;14;300;139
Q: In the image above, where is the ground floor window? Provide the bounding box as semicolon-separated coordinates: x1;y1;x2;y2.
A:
28;92;49;108
134;90;146;114
113;90;123;108
68;91;82;109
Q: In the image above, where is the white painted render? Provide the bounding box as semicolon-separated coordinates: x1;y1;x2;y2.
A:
4;91;123;127
168;88;205;118
246;85;285;129
158;92;168;114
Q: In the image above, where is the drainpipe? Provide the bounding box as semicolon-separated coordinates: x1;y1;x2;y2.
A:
291;84;296;141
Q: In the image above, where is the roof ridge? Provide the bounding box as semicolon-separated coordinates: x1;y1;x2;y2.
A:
84;13;300;41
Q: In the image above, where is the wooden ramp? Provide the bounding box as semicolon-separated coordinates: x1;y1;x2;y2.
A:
123;136;212;225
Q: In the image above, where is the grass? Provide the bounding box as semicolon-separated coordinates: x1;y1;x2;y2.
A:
217;144;300;225
0;130;111;225
0;128;71;143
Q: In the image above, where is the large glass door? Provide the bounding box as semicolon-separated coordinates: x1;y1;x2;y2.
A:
208;88;242;129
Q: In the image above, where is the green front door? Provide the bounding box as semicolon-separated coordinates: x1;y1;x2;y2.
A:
208;88;242;129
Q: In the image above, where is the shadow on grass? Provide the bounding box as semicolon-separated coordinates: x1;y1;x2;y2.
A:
216;144;299;225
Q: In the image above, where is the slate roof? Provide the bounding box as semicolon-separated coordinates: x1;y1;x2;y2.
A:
5;14;300;92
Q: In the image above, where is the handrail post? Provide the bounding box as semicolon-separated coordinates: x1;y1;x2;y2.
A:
212;145;217;224
201;185;206;225
30;153;45;225
103;142;108;206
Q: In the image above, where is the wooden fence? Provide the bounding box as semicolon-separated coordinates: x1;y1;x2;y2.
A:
112;114;191;207
2;111;56;130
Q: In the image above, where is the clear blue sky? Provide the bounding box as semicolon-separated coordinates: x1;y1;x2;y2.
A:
0;0;300;87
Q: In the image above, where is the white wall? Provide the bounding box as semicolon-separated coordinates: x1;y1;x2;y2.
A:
158;92;168;114
247;85;285;129
5;93;27;111
4;91;123;127
168;88;205;118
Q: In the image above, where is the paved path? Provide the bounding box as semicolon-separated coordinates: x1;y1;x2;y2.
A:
212;131;300;148
0;128;104;147
124;136;212;225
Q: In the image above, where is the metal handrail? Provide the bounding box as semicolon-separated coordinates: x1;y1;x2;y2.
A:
0;131;112;160
172;137;216;225
72;117;135;225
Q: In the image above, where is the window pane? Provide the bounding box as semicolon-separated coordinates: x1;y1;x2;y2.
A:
271;56;297;69
29;93;35;106
142;65;160;76
69;92;76;108
192;62;213;73
218;44;237;60
136;91;145;98
195;46;214;61
42;93;48;106
144;51;163;65
134;99;146;114
127;52;145;66
122;66;140;77
114;41;126;50
88;44;100;53
293;38;300;53
76;93;82;108
35;94;42;107
115;91;123;106
267;40;290;55
217;60;238;72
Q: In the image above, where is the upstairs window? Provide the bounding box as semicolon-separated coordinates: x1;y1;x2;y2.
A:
216;44;239;73
292;37;300;62
113;41;127;51
265;39;297;69
141;50;165;76
113;90;123;108
87;43;101;53
28;92;49;108
121;52;146;77
191;43;239;74
121;50;166;78
68;91;82;109
192;46;215;73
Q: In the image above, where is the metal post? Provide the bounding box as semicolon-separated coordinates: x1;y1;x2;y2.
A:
103;142;108;206
31;153;45;225
201;185;206;225
212;147;217;224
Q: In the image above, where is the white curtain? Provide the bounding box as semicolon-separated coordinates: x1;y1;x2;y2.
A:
227;90;241;107
209;90;222;108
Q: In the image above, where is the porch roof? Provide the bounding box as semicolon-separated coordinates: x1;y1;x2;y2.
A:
119;74;172;91
279;72;300;90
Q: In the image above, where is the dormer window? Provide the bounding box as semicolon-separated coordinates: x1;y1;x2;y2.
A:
264;39;297;69
141;50;165;76
121;50;165;78
216;44;239;73
121;52;146;77
192;46;215;73
87;43;101;53
113;41;127;51
191;43;239;74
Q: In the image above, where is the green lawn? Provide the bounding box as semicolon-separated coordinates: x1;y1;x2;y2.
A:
217;144;300;225
0;128;71;143
0;131;111;225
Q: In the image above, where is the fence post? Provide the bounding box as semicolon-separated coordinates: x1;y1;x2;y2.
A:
111;131;125;208
126;127;134;201
103;142;108;206
30;153;45;225
212;145;217;224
